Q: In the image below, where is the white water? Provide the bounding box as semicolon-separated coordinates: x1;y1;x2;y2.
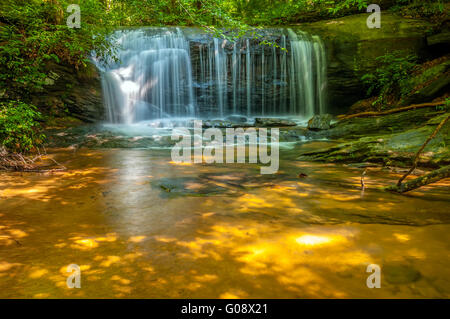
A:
95;28;327;123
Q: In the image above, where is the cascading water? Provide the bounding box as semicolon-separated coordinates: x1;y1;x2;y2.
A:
95;27;327;123
288;29;327;116
96;28;195;124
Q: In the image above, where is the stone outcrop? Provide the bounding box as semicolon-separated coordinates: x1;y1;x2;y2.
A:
298;109;450;168
297;13;435;113
401;59;450;105
32;61;104;122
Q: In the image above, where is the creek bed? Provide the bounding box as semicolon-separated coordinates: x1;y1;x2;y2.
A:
0;146;449;298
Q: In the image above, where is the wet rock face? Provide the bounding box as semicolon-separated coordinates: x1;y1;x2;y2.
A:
307;114;333;130
188;31;293;117
299;13;434;113
254;117;297;127
187;14;436;116
186;28;327;117
32;62;104;122
402;60;450;106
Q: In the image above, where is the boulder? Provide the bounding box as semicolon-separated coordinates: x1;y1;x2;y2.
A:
307;114;333;130
306;106;445;140
299;110;450;168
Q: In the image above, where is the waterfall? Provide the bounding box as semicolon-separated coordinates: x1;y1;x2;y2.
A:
97;28;195;123
287;29;327;117
95;27;327;123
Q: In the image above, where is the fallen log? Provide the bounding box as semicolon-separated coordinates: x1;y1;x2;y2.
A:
338;101;446;121
386;165;450;193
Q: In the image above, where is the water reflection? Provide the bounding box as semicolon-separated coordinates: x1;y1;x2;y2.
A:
0;148;449;298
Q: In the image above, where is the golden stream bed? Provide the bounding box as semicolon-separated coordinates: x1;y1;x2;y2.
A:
0;146;449;298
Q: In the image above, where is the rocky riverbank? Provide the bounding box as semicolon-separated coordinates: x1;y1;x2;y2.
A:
43;102;449;171
298;108;450;168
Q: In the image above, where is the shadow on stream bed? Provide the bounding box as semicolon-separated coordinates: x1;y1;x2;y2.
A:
0;147;449;298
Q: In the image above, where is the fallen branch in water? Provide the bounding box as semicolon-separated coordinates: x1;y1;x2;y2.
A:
384;114;450;193
397;114;449;186
0;234;22;246
338;101;446;121
361;169;366;191
386;165;450;193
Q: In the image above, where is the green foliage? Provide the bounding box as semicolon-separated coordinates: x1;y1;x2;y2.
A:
0;101;44;153
327;0;368;15
361;51;418;109
0;0;116;97
0;0;117;152
390;0;447;18
437;98;450;111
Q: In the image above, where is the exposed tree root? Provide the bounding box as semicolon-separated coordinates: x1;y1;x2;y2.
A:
0;146;66;172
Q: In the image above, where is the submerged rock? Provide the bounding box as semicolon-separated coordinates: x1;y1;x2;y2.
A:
152;177;237;198
384;264;421;285
307;114;333;130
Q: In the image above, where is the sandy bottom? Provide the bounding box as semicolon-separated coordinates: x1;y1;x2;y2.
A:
0;146;449;298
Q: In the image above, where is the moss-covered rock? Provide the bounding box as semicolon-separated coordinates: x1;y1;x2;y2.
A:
307;114;333;130
401;59;450;105
298;109;450;168
308;107;445;140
